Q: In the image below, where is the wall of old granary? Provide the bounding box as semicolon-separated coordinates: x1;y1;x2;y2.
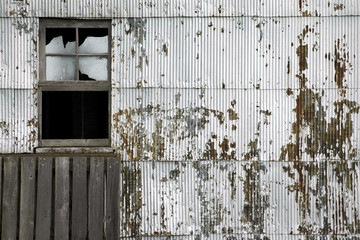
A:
1;0;360;238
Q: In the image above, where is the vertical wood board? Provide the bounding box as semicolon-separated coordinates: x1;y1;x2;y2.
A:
35;157;53;240
2;156;19;240
19;157;36;240
72;157;88;240
106;158;120;239
89;157;104;240
55;157;70;240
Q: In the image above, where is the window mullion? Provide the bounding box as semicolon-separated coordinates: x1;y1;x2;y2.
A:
76;27;79;81
81;92;85;139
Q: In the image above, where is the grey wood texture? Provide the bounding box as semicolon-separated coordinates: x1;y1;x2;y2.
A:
55;157;70;240
19;157;36;240
35;157;53;240
106;158;120;239
2;156;19;240
89;157;104;240
72;157;88;240
0;157;2;233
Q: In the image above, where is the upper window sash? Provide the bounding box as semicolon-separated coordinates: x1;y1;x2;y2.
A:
39;19;111;86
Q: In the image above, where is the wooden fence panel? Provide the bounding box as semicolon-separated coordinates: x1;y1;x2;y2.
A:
106;157;120;239
35;157;53;240
72;157;88;240
2;156;19;240
0;155;125;239
55;157;70;240
19;157;36;240
89;157;104;240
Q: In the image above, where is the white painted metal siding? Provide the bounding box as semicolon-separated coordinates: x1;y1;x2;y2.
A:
0;0;360;238
1;0;360;18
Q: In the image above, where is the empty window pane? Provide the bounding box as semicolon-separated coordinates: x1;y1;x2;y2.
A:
46;28;76;54
42;91;108;139
79;28;108;54
79;56;108;81
46;56;76;80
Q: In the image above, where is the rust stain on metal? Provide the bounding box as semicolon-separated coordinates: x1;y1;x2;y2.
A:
26;117;38;151
239;109;270;233
334;3;345;11
228;170;236;200
286;88;294;96
298;0;319;16
241;161;268;233
121;164;142;236
174;93;181;106
227;108;239;121
169;167;180;180
113;109;143;161
131;47;136;58
125;18;148;72
114;93;239;160
0;121;10;136
162;44;168;56
8;4;29;18
255;21;265;43
279;25;360;233
219;137;236;160
125;18;147;44
332;36;352;90
151;119;165;159
299;0;304;11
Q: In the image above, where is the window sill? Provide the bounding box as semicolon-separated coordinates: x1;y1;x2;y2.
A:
34;147;114;154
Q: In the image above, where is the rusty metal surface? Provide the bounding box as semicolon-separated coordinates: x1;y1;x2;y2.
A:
112;87;360;161
1;0;360;17
118;160;360;237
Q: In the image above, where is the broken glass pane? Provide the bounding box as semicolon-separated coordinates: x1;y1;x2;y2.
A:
79;28;108;54
46;28;76;54
46;56;76;80
79;57;108;81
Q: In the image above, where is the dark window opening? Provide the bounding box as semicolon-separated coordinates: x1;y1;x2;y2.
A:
42;91;108;139
79;70;95;81
46;28;76;47
79;28;108;46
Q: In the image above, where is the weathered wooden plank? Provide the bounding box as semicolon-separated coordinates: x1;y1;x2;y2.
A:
106;158;120;239
19;157;36;240
72;157;88;240
35;157;53;240
55;157;70;240
89;157;104;240
0;157;2;233
2;156;19;240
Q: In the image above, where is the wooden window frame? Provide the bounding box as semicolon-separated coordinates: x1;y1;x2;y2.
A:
39;19;111;147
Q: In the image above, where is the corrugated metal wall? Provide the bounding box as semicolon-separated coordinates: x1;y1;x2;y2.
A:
1;0;360;17
1;0;360;238
0;17;38;153
111;17;360;161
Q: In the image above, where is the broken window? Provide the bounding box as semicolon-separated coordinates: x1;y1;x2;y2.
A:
39;20;111;147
